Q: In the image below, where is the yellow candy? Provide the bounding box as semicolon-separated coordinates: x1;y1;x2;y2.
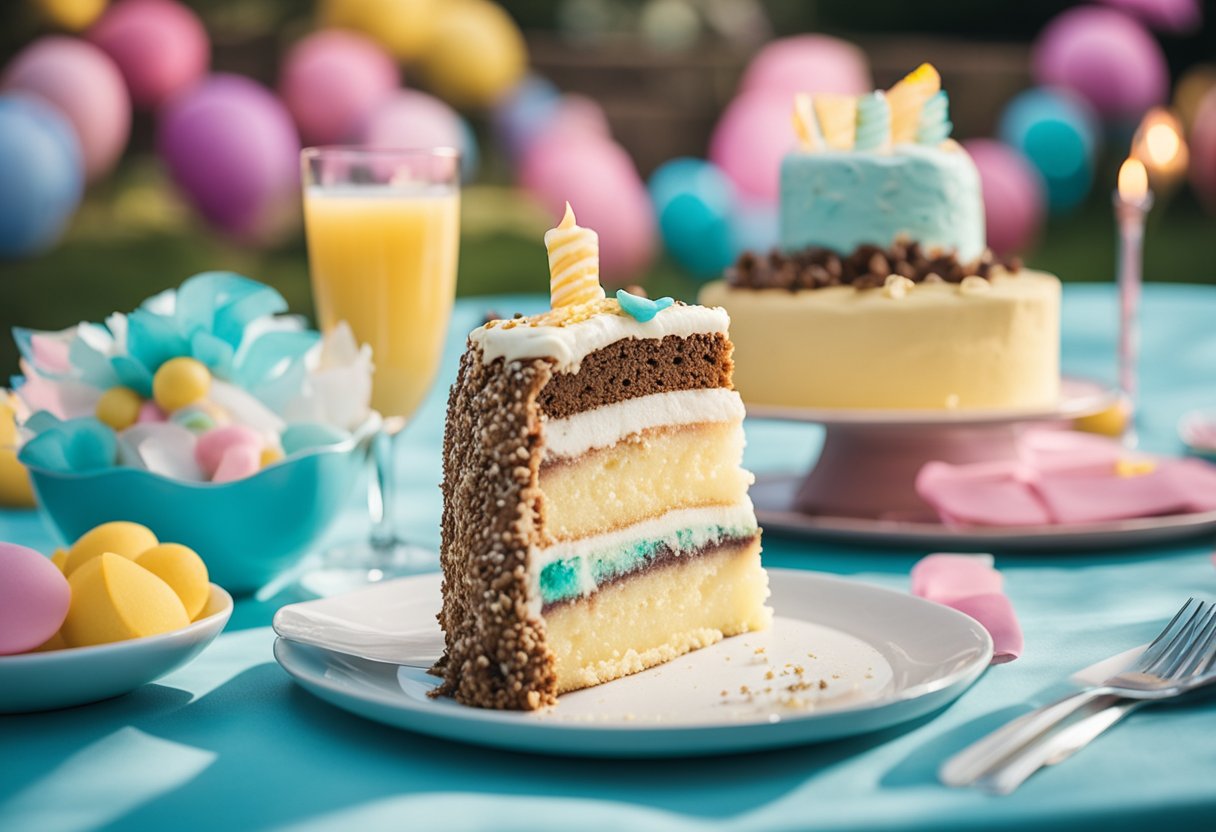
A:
51;549;68;572
812;95;859;150
136;543;210;620
152;357;211;413
1115;457;1156;478
544;203;605;309
1074;402;1129;438
61;553;189;647
64;521;158;576
260;446;284;468
0;397;17;446
95;386;143;431
887;63;941;144
0;447;35;508
34;631;67;652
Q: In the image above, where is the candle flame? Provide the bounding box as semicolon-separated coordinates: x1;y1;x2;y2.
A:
1118;158;1149;202
1131;108;1188;187
1145;123;1180;167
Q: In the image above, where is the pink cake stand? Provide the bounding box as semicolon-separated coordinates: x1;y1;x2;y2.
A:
746;378;1216;550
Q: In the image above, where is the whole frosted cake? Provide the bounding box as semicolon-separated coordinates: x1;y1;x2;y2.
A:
433;205;770;710
700;65;1061;411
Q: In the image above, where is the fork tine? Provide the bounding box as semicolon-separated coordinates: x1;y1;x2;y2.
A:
1138;599;1205;675
1176;604;1216;678
1131;598;1198;673
1144;601;1211;679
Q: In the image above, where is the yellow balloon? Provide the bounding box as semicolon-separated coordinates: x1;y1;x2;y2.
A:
64;520;159;576
321;0;440;62
34;0;108;32
62;553;189;647
420;0;527;108
153;357;211;413
136;543;210;620
95;386;143;431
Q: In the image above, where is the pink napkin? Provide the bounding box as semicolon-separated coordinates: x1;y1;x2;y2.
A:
916;429;1216;527
911;553;1023;664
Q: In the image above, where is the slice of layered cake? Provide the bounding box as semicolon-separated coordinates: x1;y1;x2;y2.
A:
434;204;770;710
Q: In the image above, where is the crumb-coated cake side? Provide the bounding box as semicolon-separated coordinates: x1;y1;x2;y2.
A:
432;204;770;710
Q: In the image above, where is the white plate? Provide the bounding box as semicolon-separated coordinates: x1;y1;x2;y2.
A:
753;475;1216;551
0;584;233;713
746;377;1116;428
273;569;992;757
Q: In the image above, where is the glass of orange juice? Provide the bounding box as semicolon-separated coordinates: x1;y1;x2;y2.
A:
301;146;460;590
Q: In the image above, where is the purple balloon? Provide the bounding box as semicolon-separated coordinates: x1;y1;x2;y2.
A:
2;36;131;182
1033;7;1168;121
740;35;872;98
962;139;1046;257
1097;0;1201;34
279;30;399;147
709;89;794;201
157;74;300;240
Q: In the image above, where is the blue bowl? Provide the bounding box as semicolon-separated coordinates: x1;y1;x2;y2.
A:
23;419;377;595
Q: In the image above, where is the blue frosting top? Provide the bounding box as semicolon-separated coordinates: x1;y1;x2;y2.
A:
778;143;986;261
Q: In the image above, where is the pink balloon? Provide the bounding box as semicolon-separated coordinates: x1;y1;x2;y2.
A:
1190;89;1216;213
88;0;209;111
709;89;794;201
962;139;1046;257
548;94;611;140
279;30;399;147
520;135;655;281
739;35;871;98
362;88;463;153
157;74;300;240
1097;0;1202;34
2;36;130;182
1032;7;1168;121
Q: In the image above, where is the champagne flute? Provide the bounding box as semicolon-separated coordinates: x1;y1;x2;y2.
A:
300;146;460;593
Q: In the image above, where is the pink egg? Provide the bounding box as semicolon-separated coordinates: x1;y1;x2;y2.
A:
1190;89;1216;213
87;0;210;111
1;36;130;182
1032;7;1168;121
194;424;262;479
520;134;656;282
739;35;872;98
212;443;262;483
279;30;399;147
709;89;795;201
0;542;70;655
962;139;1047;257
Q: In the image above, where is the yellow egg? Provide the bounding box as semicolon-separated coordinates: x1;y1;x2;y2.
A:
1074;402;1129;438
419;0;527;108
95;386;143;431
136;543;210;620
62;553;189;647
259;446;284;468
64;521;158;576
35;0;108;31
51;549;69;571
0;447;36;508
152;357;211;413
34;631;68;652
322;0;440;61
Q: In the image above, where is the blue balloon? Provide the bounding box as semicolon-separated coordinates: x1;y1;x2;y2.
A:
0;93;84;258
998;88;1099;215
650;157;737;279
491;74;561;161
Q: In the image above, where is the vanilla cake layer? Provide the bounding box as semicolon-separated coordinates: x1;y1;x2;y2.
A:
539;421;751;540
700;270;1060;410
544;538;770;693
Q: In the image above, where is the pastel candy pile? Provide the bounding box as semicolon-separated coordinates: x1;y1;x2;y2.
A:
11;272;371;485
0;542;70;655
0;521;212;654
916;429;1216;526
911;553;1023;664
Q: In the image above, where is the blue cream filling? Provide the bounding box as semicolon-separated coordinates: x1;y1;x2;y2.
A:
538;523;756;606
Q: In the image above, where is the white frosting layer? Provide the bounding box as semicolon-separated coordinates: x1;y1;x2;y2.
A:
530;500;758;576
469;304;730;373
543;388;745;460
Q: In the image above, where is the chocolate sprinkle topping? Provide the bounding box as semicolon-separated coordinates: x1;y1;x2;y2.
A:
727;241;1023;291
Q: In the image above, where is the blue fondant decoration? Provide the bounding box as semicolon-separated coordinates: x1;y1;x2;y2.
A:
616;289;675;323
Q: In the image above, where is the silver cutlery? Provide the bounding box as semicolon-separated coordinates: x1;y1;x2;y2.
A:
941;597;1216;791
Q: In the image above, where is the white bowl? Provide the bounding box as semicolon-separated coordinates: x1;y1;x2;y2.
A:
0;584;233;713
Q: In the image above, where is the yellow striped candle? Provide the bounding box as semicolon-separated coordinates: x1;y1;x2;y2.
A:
545;203;605;308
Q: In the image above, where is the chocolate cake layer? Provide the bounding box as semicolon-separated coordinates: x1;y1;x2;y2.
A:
536;332;733;420
540;532;761;613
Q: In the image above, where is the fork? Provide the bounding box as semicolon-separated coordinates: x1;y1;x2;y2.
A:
941;598;1216;789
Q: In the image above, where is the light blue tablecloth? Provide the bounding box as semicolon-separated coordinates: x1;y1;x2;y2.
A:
3;285;1215;832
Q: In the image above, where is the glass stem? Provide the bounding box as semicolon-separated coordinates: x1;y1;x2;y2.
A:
369;419;405;551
